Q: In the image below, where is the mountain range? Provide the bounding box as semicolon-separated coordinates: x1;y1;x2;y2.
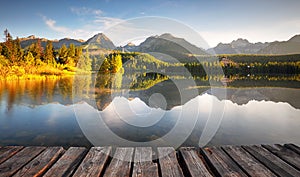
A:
18;33;300;56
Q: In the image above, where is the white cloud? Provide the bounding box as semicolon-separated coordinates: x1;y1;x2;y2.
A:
41;14;126;41
70;7;103;16
42;16;69;33
93;17;125;30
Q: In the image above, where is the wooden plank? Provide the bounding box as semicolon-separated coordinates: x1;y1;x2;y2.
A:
263;144;300;171
222;146;275;177
0;146;45;177
284;143;300;155
13;147;65;177
0;146;24;164
157;147;184;177
132;147;158;177
73;147;111;177
104;147;134;177
243;145;300;177
179;147;212;177
43;147;87;177
201;146;247;177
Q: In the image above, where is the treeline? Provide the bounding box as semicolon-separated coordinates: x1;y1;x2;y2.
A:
0;29;91;79
218;54;300;63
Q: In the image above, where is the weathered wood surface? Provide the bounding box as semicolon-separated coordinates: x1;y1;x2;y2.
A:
103;147;134;177
0;143;299;176
243;145;300;177
158;147;184;177
13;147;65;177
222;146;276;177
132;147;158;177
285;143;300;155
262;144;300;171
201;146;247;177
179;147;212;177
43;147;87;177
0;146;45;177
0;146;24;164
73;147;111;177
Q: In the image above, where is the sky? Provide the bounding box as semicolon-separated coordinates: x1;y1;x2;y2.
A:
1;0;300;48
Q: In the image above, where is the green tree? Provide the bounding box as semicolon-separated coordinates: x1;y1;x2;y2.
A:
44;41;55;66
13;37;23;63
59;44;68;64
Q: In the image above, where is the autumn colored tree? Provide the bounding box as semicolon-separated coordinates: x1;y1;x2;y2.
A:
58;44;68;64
44;41;55;66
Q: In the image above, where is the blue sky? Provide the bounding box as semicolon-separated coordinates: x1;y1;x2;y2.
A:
1;0;300;47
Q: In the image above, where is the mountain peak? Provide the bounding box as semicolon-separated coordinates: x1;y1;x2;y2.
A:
84;33;115;50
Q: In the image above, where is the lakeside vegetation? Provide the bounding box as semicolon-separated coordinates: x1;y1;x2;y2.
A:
0;30;91;80
1;30;300;81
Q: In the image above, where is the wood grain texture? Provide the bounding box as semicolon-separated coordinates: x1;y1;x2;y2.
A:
0;146;24;164
284;143;300;155
73;147;111;177
179;147;212;177
43;147;87;177
13;147;65;177
132;147;158;177
263;144;300;171
222;146;275;177
157;147;184;177
243;145;300;177
201;146;247;177
104;147;134;177
0;146;45;177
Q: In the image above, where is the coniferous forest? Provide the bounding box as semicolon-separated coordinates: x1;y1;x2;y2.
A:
1;29;300;81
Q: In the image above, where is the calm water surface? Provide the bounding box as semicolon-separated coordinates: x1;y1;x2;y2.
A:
0;74;299;147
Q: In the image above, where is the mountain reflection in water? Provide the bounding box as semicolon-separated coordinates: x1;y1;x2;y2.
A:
0;73;299;147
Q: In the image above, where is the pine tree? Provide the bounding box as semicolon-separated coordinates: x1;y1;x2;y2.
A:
3;29;13;62
13;38;23;63
59;44;68;64
44;41;55;66
24;51;35;65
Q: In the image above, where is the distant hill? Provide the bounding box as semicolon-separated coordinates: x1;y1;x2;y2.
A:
208;35;300;55
19;35;84;49
258;35;300;54
14;33;300;56
207;38;269;54
124;33;207;62
83;33;116;50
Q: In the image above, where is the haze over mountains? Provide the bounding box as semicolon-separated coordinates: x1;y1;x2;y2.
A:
18;33;300;55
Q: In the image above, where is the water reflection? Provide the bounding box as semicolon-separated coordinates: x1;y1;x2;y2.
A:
0;74;299;147
75;94;300;147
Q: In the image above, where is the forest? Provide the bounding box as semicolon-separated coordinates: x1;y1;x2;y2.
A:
0;30;91;80
1;30;300;81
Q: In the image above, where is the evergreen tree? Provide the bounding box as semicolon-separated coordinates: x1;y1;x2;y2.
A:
24;51;35;65
58;44;68;64
13;37;23;63
44;41;55;66
74;46;83;65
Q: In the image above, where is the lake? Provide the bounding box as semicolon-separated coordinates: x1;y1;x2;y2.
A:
0;73;299;148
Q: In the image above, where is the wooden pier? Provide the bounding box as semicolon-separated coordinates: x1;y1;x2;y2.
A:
0;144;299;176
